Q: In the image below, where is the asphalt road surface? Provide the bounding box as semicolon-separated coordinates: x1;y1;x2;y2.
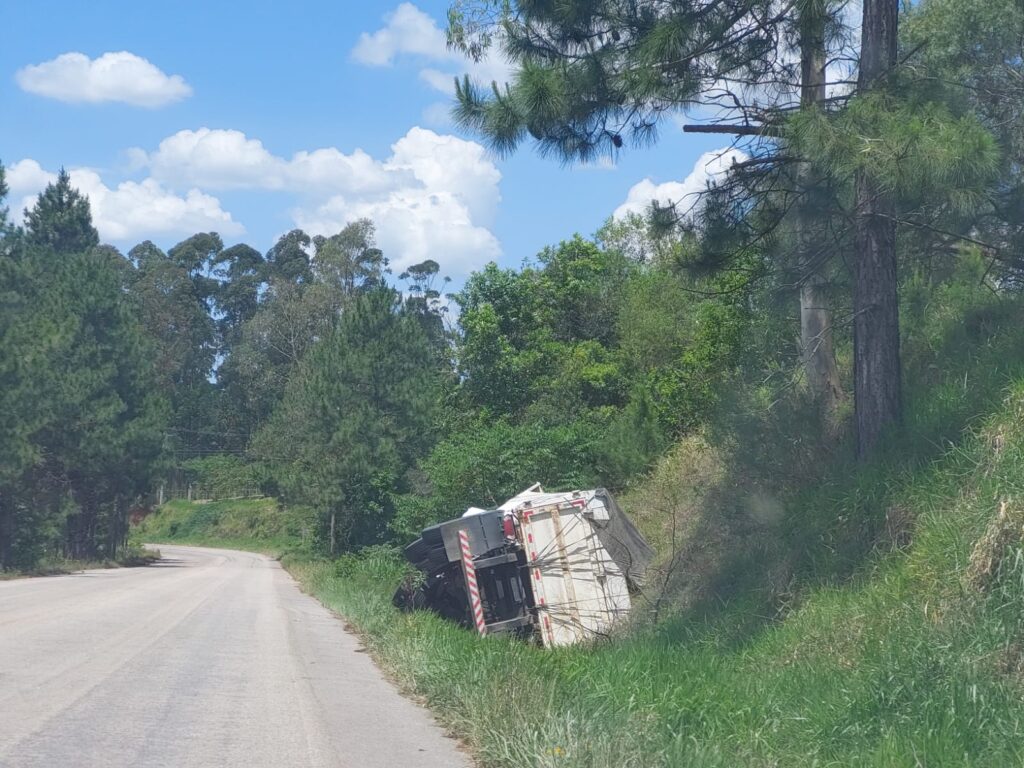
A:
0;545;471;768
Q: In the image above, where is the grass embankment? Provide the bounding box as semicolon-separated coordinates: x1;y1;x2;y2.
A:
287;383;1024;766
143;382;1024;767
132;497;316;556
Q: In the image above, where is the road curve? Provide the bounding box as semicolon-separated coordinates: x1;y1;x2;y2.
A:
0;545;471;768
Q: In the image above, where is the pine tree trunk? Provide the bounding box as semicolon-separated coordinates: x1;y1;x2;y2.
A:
67;485;99;560
800;275;844;418
0;491;13;570
853;0;902;459
107;496;123;560
797;4;845;428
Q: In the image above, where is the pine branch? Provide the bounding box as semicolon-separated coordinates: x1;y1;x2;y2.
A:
682;124;783;137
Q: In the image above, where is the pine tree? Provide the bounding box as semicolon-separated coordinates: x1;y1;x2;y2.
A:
252;289;441;552
41;246;167;559
5;177;168;564
449;1;853;428
24;169;99;255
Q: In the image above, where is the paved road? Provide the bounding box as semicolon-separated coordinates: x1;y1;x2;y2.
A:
0;545;471;768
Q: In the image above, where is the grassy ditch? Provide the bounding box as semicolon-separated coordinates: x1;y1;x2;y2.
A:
299;387;1024;766
136;384;1024;766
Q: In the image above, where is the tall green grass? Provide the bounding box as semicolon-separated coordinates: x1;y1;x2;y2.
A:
283;382;1024;767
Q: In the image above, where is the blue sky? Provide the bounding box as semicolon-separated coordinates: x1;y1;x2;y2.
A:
1;0;735;281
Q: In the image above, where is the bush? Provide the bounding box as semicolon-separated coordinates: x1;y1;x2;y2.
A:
391;418;601;539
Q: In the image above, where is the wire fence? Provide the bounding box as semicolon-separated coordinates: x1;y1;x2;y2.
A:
153;482;264;505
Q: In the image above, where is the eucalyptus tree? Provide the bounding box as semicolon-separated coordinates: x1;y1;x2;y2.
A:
128;237;221;458
312;219;388;298
0;162;8;231
222;221;390;442
211;243;265;345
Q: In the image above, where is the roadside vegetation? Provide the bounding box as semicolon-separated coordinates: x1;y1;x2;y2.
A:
143;354;1024;765
139;272;1024;765
133;498;315;556
9;0;1024;762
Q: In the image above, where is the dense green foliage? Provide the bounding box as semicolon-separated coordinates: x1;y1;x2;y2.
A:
389;224;751;536
8;1;1024;573
29;0;1020;760
252;288;443;550
450;0;1024;457
8;16;1024;766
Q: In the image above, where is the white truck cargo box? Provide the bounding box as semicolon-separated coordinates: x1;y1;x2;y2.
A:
513;491;632;647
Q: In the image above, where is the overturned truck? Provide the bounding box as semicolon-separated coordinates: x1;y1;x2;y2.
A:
396;486;654;647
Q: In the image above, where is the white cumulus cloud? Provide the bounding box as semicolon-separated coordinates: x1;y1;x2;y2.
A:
7;159;242;241
140;128;396;196
10;123;503;273
6;159;55;198
614;148;748;221
352;3;511;96
352;2;448;66
132;126;503;274
292;127;502;273
386;128;500;223
15;51;192;107
295;188;500;274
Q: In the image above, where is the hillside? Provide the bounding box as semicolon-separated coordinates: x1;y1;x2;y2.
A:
133;498;317;555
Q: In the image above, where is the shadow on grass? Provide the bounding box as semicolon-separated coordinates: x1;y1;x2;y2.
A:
655;297;1024;650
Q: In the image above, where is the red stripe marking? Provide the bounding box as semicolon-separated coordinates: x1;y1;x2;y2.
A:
459;530;487;637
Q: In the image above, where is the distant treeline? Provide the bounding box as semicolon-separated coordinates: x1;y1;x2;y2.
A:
5;0;1024;568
